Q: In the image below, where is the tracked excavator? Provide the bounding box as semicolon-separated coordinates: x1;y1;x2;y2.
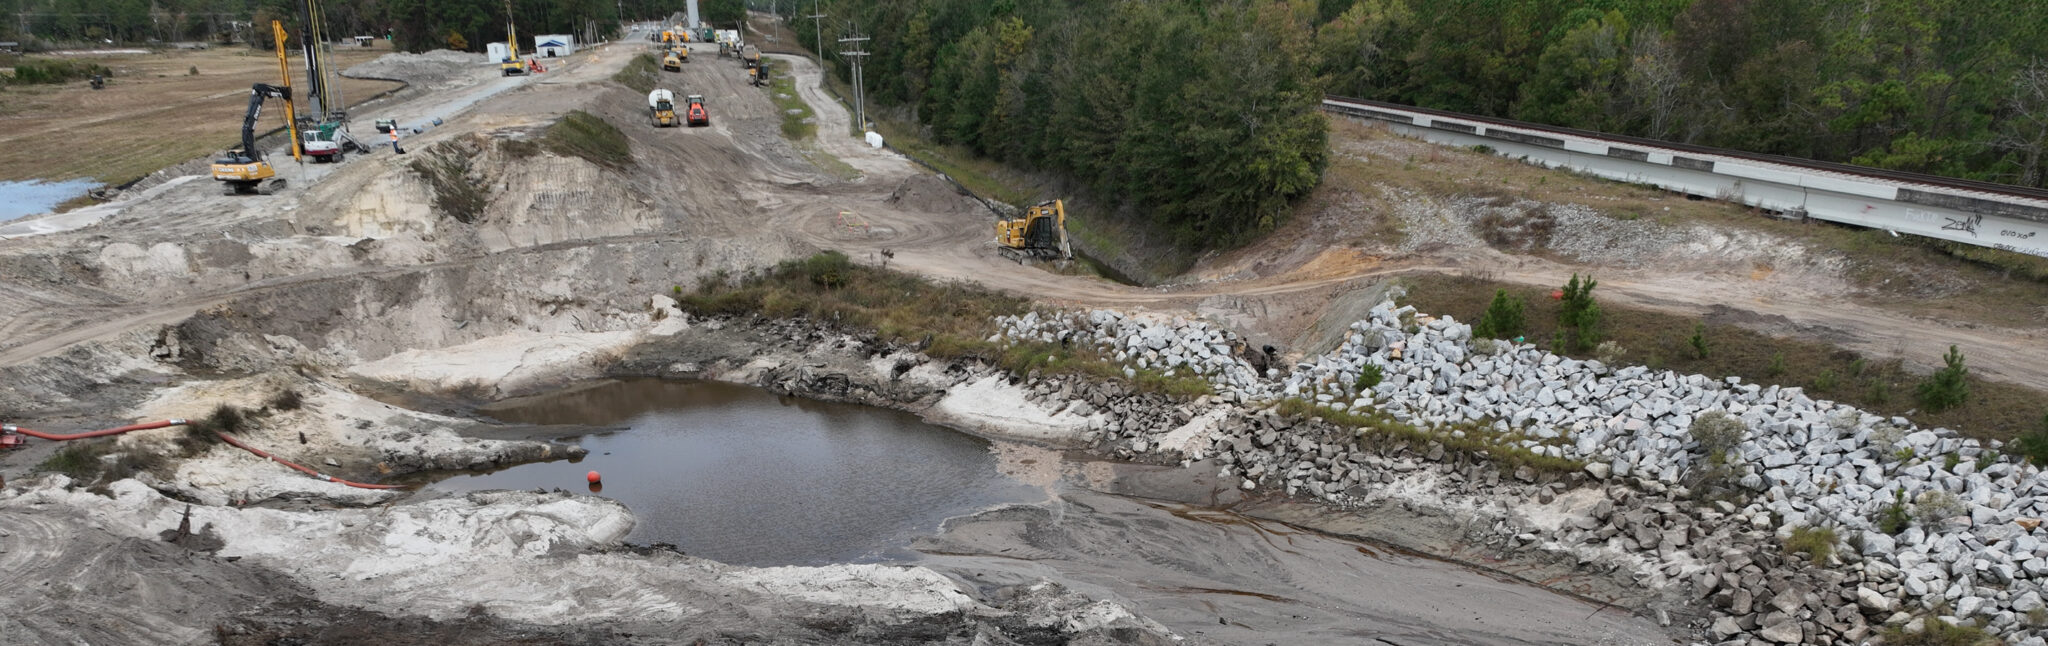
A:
210;21;301;195
995;199;1073;261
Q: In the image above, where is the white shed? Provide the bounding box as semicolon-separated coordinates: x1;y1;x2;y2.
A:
486;42;511;63
534;35;574;57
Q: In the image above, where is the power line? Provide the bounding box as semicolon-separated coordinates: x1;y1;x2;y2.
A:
804;0;824;62
838;24;870;136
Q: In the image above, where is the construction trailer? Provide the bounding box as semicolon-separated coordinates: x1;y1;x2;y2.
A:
534;34;574;57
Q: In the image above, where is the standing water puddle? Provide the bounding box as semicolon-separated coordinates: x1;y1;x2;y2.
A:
0;179;99;221
427;379;1047;566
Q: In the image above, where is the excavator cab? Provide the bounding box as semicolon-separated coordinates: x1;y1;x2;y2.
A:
211;81;298;195
995;199;1073;260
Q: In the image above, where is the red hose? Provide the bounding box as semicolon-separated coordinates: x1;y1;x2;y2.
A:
3;419;408;491
4;419;187;440
211;431;408;490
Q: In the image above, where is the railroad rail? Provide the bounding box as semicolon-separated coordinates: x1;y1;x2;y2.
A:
1322;95;2048;258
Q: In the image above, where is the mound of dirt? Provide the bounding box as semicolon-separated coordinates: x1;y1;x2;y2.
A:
884;174;984;215
343;49;480;88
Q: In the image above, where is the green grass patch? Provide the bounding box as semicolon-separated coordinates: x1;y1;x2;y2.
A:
409;144;488;224
612;53;659;94
1784;525;1837;565
1881;618;2000;646
39;440;167;489
542;110;633;169
1400;273;2048;441
676;251;1211;399
762;61;815;141
1272;398;1584;476
1;58;110;86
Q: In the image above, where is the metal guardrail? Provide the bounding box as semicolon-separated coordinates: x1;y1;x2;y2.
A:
1322;96;2048;258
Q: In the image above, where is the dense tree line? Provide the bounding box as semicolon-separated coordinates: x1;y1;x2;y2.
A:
1315;0;2048;187
792;1;1329;248
0;0;741;54
787;0;2048;248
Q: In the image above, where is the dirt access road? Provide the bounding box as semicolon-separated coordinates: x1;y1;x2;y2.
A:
1;37;2041;401
768;54;2048;390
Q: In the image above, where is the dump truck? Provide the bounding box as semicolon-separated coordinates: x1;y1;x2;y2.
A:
685;94;709;127
649;89;679;127
662;49;683;71
740;45;761;68
995;199;1073;260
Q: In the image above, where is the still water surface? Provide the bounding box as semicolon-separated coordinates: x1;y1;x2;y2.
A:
430;379;1046;566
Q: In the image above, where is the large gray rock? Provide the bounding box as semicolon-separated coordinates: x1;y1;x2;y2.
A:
1758;617;1804;643
1856;587;1894;613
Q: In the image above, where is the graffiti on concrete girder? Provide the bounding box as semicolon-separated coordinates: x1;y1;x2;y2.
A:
1941;214;1983;236
2001;229;2038;239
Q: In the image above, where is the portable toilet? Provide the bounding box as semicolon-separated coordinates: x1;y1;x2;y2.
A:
534;35;574;57
486;42;510;63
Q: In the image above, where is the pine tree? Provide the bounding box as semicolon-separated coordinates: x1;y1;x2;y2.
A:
1916;345;1970;412
1473;289;1525;340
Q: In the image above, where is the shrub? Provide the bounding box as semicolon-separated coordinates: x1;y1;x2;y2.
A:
1689;411;1746;491
1912;490;1967;525
1766;352;1786;377
266;389;304;411
1916;345;1970;413
1812;369;1838;392
1867;379;1892;404
799;250;852;289
5;58;110;85
1472;290;1525;340
1354;364;1383;391
1688;322;1711;359
1877;488;1912;534
1557;274;1601;352
1594;340;1627;364
2015;414;2048;465
1784;525;1837;565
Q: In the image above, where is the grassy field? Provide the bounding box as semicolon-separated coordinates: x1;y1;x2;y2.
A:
0;44;400;186
1399;273;2048;441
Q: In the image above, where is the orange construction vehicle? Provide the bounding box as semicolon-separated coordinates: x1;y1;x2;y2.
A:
685;94;709;127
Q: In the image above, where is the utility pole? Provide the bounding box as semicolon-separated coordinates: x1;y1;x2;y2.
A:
805;0;824;61
839;25;870;136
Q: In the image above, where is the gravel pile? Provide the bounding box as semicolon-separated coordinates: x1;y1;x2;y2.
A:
343;49;481;88
997;299;2048;645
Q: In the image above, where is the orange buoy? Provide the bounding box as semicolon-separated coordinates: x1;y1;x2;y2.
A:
586;470;602;483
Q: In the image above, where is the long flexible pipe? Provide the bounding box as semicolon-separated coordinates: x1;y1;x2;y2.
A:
210;431;406;490
3;420;407;491
5;419;188;440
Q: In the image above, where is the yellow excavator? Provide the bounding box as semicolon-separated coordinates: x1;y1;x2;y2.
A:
210;21;301;195
995;199;1073;260
500;0;526;76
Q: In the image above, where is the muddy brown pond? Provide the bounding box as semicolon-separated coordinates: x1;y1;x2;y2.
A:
429;378;1677;645
427;379;1046;566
